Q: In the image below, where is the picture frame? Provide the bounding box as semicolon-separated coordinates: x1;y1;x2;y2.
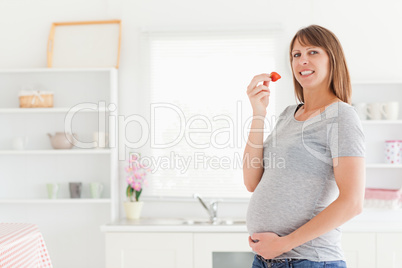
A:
47;20;121;68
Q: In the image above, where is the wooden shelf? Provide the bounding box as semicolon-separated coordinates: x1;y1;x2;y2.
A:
0;198;112;204
0;149;111;155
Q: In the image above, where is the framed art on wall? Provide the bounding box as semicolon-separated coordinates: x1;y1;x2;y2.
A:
47;20;121;68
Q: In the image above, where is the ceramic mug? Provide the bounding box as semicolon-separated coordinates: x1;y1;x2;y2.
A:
69;182;82;198
90;182;104;198
382;102;399;120
12;136;28;150
367;102;386;120
353;103;368;120
384;140;401;164
46;183;59;199
93;131;109;149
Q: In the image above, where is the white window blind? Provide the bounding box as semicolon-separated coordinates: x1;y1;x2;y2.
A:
140;29;279;199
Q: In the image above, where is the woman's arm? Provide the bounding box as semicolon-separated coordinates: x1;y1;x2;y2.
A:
249;156;365;258
243;115;266;192
243;73;272;192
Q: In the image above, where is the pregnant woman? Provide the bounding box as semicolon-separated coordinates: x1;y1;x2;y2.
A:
243;25;365;268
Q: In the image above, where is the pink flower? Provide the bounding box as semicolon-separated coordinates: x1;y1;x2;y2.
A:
125;166;132;173
129;155;139;163
132;181;142;191
131;162;139;170
134;171;143;180
126;176;134;184
126;153;152;201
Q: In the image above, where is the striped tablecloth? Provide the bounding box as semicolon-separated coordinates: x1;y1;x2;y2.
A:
0;223;53;268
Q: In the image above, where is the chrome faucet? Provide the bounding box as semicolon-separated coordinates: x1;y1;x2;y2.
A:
193;193;219;223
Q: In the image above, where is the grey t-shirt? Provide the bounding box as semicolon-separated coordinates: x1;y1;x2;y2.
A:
246;101;365;262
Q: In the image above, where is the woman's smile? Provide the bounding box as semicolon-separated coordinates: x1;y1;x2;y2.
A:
299;69;315;77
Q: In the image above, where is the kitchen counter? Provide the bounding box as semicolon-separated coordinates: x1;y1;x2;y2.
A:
102;210;402;268
100;209;402;233
100;218;248;233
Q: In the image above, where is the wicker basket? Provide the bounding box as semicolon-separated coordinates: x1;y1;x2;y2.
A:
19;91;54;108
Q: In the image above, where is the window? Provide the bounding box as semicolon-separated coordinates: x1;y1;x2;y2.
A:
139;29;279;199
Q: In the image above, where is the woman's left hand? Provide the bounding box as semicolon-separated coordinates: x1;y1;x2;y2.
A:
248;232;290;260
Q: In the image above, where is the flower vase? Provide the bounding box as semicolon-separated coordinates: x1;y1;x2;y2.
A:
124;201;144;219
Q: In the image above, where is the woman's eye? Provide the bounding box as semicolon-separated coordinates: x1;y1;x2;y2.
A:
293;53;301;58
309;51;318;55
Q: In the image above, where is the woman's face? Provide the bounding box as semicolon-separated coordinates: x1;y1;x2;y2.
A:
291;39;331;91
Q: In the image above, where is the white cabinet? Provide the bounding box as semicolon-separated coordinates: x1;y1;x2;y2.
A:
377;233;402;268
104;231;253;268
342;233;376;268
105;233;193;268
104;230;402;268
0;68;119;268
342;232;402;268
193;233;252;268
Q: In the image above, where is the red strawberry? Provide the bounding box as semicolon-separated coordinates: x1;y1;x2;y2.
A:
269;72;281;82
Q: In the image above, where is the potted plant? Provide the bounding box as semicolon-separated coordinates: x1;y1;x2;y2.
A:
123;152;151;219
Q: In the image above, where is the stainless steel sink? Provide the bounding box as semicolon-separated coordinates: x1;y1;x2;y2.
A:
182;219;246;225
111;218;246;226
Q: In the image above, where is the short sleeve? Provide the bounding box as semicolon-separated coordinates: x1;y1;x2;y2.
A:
328;105;365;159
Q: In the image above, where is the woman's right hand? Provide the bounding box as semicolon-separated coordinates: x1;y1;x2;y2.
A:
246;73;271;116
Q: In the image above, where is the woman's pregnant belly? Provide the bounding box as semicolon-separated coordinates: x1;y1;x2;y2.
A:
246;175;319;237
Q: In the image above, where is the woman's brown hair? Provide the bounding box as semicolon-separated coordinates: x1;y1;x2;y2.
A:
289;25;352;104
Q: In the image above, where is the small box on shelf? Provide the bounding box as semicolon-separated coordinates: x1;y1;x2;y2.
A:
364;188;402;210
19;90;54;108
385;140;402;165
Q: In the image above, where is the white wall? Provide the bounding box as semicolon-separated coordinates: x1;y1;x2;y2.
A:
116;0;402;217
1;1;401;128
1;0;401;267
117;0;402;117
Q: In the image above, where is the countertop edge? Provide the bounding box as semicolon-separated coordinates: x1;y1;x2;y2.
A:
100;224;248;233
100;221;402;233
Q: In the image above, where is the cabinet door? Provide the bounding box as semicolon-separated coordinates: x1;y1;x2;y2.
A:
377;233;402;268
342;233;376;268
193;233;253;268
105;232;193;268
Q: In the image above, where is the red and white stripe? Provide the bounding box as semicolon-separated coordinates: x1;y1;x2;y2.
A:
0;223;53;268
